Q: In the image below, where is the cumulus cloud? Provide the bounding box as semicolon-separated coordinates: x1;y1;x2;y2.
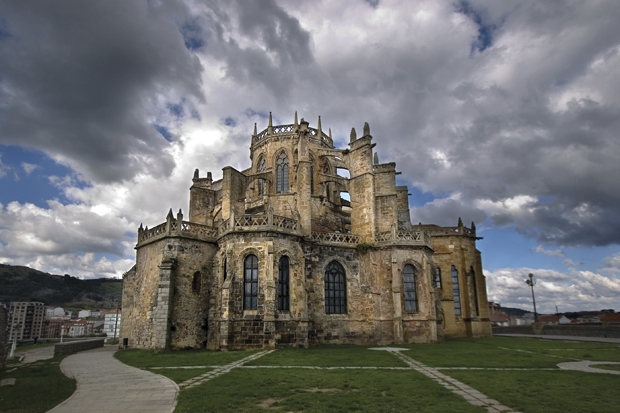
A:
534;245;565;258
485;266;620;313
21;162;38;175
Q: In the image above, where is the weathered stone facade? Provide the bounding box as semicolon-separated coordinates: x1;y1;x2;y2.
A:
121;114;491;350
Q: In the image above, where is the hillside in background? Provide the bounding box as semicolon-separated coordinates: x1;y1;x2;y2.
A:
0;264;122;308
499;306;533;317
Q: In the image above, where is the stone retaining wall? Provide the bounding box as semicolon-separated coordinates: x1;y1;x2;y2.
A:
54;338;105;357
493;324;620;338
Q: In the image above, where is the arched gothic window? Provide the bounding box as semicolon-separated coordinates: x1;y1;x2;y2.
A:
192;271;201;293
324;261;347;314
276;151;289;193
257;156;266;196
452;265;461;316
434;267;442;289
244;255;259;310
403;264;418;312
277;256;290;311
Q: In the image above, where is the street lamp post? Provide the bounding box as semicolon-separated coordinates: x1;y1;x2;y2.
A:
526;273;538;323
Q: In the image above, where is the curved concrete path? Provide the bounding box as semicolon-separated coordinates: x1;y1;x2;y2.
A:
48;345;178;413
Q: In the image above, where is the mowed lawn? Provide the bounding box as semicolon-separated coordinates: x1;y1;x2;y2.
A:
115;337;620;413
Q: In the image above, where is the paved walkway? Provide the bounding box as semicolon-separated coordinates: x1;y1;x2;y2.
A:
493;333;620;344
47;345;178;413
13;345;55;364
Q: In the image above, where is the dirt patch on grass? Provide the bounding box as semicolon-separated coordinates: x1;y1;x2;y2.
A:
301;387;341;393
257;398;283;409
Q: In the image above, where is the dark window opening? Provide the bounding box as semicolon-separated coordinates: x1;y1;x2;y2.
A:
434;267;442;289
310;164;314;195
223;258;227;281
192;271;201;292
403;264;418;312
278;256;290;311
257;156;266;196
452;265;461;316
244;255;258;310
324;261;347;314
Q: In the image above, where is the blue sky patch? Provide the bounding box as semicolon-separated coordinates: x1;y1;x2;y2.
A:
223;117;237;127
154;125;173;141
181;20;205;51
456;0;498;53
0;145;81;209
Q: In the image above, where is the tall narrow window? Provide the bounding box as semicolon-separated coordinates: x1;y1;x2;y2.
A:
470;266;479;316
244;255;258;310
452;265;461;316
276;152;289;193
257;156;266;196
192;271;201;292
434;267;442;289
277;256;290;311
310;163;314;195
403;264;418;312
324;261;347;314
223;258;227;281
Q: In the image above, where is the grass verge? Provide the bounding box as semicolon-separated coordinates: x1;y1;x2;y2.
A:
0;356;75;413
176;368;482;413
114;348;260;368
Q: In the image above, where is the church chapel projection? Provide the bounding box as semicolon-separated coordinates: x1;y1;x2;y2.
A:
120;113;491;350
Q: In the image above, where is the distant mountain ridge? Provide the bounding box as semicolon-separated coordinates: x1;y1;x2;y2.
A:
0;264;122;307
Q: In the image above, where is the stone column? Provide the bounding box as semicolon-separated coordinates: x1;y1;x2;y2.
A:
391;254;404;344
153;259;175;351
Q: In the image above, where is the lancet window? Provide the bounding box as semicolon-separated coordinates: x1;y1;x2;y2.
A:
403;264;418;312
257;156;266;196
244;255;258;310
276;151;289;193
452;265;461;316
324;261;347;314
277;256;290;311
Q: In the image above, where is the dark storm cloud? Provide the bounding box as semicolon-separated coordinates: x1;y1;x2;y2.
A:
0;1;203;182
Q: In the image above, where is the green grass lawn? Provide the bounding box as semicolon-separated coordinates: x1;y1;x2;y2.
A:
114;347;261;367
115;337;620;413
0;356;76;413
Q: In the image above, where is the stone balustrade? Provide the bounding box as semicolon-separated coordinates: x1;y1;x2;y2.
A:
375;229;432;248
137;210;299;246
310;231;361;245
254;124;332;146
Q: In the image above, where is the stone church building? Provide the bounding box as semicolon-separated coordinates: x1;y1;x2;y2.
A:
120;113;491;351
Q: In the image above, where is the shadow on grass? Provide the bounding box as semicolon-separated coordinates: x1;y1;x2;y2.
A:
0;355;75;413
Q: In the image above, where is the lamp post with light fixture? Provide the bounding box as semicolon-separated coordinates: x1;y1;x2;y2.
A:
525;273;538;322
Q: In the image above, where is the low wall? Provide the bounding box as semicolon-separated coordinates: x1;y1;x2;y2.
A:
54;338;105;357
493;324;620;338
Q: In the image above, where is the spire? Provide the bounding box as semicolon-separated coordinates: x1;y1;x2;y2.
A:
167;208;174;220
350;127;357;143
363;122;370;137
294;111;298;128
458;217;463;227
329;128;332;140
317;116;322;134
253;122;257;136
471;221;476;231
268;111;273;127
207;171;212;182
193;169;199;180
374;152;379;165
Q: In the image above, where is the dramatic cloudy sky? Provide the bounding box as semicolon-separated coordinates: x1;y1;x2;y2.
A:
1;0;620;313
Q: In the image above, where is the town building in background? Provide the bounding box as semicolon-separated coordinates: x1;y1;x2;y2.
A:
7;302;44;341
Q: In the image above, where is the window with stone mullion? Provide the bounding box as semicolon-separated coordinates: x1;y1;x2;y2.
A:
276;152;288;193
324;261;347;314
451;265;461;316
277;256;290;311
244;255;258;310
403;264;418;312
